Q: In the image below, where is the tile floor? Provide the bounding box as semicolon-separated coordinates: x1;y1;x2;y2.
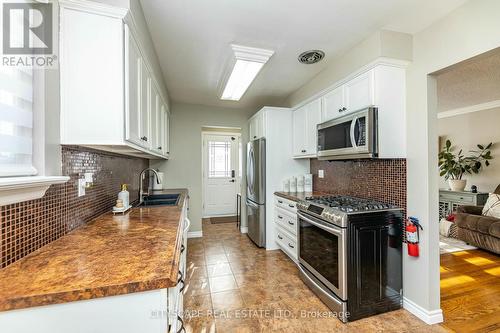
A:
183;220;449;332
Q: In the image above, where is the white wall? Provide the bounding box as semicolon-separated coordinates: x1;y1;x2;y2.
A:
405;0;500;319
438;108;500;193
151;103;254;233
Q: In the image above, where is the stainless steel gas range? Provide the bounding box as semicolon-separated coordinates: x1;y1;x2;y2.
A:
296;195;404;322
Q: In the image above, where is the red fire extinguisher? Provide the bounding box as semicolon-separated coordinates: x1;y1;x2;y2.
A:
406;217;423;257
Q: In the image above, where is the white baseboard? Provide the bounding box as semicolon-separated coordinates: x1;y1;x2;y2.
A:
240;227;248;234
187;231;203;238
403;297;443;325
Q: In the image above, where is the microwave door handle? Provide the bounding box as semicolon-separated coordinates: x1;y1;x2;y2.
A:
350;117;358;149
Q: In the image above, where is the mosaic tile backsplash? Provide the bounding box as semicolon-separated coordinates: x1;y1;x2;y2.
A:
0;146;149;268
310;158;407;213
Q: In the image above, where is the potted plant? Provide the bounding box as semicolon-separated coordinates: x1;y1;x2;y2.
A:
438;140;493;191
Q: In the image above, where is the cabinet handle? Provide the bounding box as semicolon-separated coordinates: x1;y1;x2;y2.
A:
177;315;185;333
301;149;306;153
158;146;162;150
289;204;294;208
178;270;185;292
288;221;294;225
181;244;185;254
278;215;283;219
278;235;283;240
278;200;283;204
141;136;148;141
253;136;257;139
342;107;347;111
288;243;295;249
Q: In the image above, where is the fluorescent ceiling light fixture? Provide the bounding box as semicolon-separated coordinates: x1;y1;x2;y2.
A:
220;44;274;101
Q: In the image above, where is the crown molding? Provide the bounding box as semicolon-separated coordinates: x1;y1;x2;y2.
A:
231;44;275;63
437;99;500;119
58;0;128;19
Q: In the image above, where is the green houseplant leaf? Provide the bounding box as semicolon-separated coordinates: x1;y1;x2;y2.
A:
438;140;494;180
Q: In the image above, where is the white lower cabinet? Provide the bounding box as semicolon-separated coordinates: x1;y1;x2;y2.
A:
274;195;298;261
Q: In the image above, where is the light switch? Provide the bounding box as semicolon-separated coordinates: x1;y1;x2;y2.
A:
318;170;324;178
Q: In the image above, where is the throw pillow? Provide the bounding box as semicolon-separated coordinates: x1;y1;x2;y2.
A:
482;193;500;219
439;218;453;237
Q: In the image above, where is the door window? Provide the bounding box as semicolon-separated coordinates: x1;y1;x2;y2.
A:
208;141;231;178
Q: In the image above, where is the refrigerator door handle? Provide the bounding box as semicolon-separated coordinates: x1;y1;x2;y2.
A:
247;146;255;195
246;199;259;209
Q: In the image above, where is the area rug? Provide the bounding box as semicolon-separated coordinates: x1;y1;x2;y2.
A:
209;216;238;224
440;236;477;254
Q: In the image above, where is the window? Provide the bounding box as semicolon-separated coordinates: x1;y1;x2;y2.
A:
208;140;231;178
0;65;36;177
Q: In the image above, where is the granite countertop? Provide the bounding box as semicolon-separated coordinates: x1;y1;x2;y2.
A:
274;191;326;202
0;189;188;312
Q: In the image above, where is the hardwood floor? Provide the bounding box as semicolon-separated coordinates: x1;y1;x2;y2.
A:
183;220;448;332
440;249;500;333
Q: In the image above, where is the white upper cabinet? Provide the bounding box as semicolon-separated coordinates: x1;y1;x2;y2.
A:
124;30;142;147
293;99;321;158
60;3;169;159
60;6;124;145
139;61;151;148
249;111;265;140
292;105;307;156
321;85;345;122
160;105;170;157
344;70;374;113
294;63;407;158
150;82;162;154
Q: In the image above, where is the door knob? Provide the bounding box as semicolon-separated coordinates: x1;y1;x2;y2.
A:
229;179;235;183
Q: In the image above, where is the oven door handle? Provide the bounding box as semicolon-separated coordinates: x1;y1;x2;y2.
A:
350;116;358;149
297;212;343;236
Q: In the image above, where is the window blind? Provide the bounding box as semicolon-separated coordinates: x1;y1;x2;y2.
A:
0;65;37;177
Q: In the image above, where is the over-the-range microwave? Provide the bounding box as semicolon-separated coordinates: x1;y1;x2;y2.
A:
317;107;377;160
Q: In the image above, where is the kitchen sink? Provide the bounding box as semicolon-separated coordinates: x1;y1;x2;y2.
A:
139;193;180;207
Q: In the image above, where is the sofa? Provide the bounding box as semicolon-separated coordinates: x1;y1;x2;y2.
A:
455;185;500;254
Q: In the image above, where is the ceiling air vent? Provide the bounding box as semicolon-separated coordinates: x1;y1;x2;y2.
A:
298;50;325;64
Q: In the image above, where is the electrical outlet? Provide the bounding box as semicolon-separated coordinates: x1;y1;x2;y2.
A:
78;179;86;197
318;170;325;178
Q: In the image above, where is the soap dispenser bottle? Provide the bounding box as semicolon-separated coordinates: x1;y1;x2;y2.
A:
118;184;130;209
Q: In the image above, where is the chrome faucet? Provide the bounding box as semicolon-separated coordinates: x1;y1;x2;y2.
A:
139;168;161;204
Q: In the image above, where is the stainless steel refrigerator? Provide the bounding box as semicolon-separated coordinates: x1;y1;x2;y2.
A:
246;138;266;247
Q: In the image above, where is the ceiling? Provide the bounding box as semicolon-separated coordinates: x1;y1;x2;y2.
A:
140;0;468;110
437;47;500;112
